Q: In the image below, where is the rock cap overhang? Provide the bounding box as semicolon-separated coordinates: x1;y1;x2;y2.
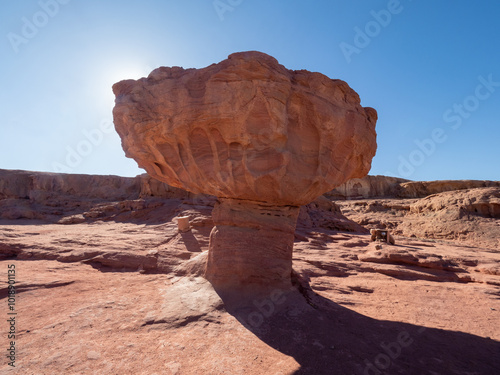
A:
113;50;377;206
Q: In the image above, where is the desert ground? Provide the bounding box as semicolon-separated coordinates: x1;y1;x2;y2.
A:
0;170;499;374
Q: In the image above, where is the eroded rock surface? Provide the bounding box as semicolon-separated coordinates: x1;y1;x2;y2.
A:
326;175;500;200
112;51;377;205
399;179;500;198
337;187;500;250
113;51;377;286
326;175;409;199
410;187;500;218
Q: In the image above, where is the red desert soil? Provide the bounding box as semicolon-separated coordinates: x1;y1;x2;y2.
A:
1;170;499;374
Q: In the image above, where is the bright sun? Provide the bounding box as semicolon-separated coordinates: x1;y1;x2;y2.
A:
99;63;154;108
111;65;152;82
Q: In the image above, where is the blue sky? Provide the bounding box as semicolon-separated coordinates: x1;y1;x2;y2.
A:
1;0;499;181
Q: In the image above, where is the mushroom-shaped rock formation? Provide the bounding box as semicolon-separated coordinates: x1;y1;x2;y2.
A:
113;51;377;287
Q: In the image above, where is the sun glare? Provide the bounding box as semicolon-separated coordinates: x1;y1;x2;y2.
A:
99;63;154;108
112;65;152;82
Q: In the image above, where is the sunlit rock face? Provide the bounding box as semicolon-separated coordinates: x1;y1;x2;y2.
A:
113;51;377;206
113;51;377;287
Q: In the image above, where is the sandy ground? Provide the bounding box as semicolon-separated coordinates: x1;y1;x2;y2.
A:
1;202;499;375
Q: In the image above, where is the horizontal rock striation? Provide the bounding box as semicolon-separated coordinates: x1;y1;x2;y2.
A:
399;180;500;198
327;175;500;200
206;199;300;286
326;175;409;199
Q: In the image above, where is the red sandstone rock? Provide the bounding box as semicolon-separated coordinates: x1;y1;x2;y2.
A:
326;175;409;199
112;51;377;286
410;187;500;218
337;187;500;250
112;51;377;205
206;199;300;286
326;175;500;200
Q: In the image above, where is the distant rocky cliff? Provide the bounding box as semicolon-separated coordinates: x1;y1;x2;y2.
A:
0;169;191;202
327;175;500;199
1;169;499;205
326;175;409;199
0;169;192;222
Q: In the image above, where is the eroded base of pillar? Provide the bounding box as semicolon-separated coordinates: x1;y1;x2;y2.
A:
204;198;300;287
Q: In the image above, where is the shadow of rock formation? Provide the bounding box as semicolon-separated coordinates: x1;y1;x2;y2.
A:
216;278;500;374
150;270;500;375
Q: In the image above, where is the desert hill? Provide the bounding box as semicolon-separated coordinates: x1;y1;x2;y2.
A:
0;169;499;374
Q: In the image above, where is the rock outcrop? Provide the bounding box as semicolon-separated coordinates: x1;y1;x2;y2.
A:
0;169;196;202
326;175;409;199
0;169;195;222
410;187;500;218
326;175;500;200
399;180;500;198
336;187;500;250
113;51;377;286
0;169;140;201
113;51;377;205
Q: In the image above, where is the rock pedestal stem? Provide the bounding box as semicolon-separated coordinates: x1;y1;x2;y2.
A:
205;198;300;286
